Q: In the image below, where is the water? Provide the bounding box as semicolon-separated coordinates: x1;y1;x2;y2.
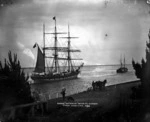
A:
23;65;138;99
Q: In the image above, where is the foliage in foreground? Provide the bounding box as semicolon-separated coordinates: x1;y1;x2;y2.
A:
0;51;34;109
132;30;150;121
132;30;150;99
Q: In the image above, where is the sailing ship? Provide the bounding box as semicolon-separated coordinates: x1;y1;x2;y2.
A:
31;17;84;83
116;55;128;73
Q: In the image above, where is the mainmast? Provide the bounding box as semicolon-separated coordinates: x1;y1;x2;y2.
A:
53;17;59;72
45;17;66;73
43;17;63;73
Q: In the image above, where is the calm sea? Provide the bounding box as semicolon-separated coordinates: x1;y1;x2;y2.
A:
23;65;138;99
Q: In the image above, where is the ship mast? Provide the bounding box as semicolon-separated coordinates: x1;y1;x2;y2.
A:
43;17;63;73
45;17;66;73
60;24;80;72
53;17;59;72
43;24;45;73
123;55;125;68
44;17;82;74
67;25;78;72
67;25;71;71
120;54;123;68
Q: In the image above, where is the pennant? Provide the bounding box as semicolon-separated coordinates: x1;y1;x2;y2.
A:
33;43;37;48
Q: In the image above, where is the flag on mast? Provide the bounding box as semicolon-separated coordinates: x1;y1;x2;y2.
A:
53;16;56;20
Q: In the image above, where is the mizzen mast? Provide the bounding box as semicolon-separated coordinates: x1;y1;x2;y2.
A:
67;25;78;72
61;24;82;72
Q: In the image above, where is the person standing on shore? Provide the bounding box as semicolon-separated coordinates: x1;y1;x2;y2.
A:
92;81;95;90
61;87;66;101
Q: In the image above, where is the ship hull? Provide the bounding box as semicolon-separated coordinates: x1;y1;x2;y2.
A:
31;71;80;84
116;67;128;73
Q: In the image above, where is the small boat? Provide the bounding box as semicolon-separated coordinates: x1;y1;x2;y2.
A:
31;17;84;83
116;55;128;73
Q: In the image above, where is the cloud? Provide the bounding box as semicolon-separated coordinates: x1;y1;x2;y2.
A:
23;49;35;60
17;42;25;49
0;0;149;65
17;41;35;60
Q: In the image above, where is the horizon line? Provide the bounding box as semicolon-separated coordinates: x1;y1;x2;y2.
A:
22;64;132;69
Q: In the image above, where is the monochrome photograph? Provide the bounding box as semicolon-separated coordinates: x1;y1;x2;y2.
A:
0;0;150;121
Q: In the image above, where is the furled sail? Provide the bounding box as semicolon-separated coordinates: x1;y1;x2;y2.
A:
33;44;45;73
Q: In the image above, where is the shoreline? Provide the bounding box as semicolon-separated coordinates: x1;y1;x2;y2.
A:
46;79;141;106
32;79;140;103
44;79;141;121
69;79;140;99
22;64;133;69
1;79;141;121
67;79;140;98
106;79;140;87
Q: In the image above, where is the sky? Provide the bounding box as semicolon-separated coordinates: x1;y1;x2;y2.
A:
0;0;150;67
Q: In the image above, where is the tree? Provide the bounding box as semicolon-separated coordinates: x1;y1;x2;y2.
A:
132;29;150;99
0;51;34;109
